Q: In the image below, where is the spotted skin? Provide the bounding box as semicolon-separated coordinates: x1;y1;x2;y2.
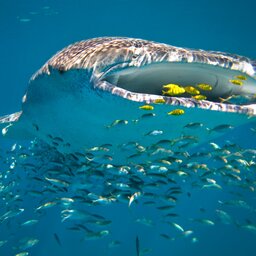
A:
27;37;256;116
33;37;256;79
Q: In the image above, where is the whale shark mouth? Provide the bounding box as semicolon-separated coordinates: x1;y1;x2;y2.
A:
104;62;256;106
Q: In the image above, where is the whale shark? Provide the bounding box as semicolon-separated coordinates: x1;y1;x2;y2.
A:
0;37;255;163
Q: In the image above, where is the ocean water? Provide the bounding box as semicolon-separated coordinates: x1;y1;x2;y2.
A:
1;0;256;255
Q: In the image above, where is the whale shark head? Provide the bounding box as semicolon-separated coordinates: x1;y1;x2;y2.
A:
32;37;256;110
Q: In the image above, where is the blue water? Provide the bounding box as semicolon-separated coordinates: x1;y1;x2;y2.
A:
1;0;256;255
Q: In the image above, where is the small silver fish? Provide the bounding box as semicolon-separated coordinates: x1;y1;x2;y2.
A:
208;124;234;133
45;176;70;187
193;218;215;226
17;237;39;250
168;222;184;232
240;224;256;233
184;122;203;129
0;208;24;223
85;230;109;240
215;209;233;224
21;219;39;227
36;201;57;211
145;130;163;136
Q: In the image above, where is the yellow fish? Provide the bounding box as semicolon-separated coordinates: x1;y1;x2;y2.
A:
235;75;247;80
139;105;154;110
168;109;185;115
229;79;243;86
197;83;212;91
192;95;207;100
154;98;166;104
184;86;200;95
162;84;185;96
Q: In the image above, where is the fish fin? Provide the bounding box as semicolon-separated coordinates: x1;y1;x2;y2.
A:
0;111;35;140
0;111;22;124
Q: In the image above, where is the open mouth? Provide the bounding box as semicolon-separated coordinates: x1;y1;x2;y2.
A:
104;62;256;105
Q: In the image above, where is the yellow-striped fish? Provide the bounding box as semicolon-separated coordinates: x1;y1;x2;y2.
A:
229;79;243;86
192;95;207;100
197;83;212;91
184;86;200;95
235;75;247;80
168;109;185;115
162;84;185;96
154;98;166;104
139;105;154;110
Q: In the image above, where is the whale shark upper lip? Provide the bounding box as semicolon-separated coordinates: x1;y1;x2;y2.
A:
97;61;132;84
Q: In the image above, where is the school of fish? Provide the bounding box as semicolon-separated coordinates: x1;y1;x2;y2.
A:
0;104;256;255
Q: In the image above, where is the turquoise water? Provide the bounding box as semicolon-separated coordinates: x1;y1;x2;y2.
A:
1;0;256;255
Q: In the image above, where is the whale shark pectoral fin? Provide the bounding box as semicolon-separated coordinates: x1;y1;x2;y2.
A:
0;111;35;140
0;111;22;124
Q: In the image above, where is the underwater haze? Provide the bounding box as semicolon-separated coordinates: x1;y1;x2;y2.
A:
1;0;256;256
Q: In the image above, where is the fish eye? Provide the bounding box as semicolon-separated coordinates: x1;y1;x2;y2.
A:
132;54;139;59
